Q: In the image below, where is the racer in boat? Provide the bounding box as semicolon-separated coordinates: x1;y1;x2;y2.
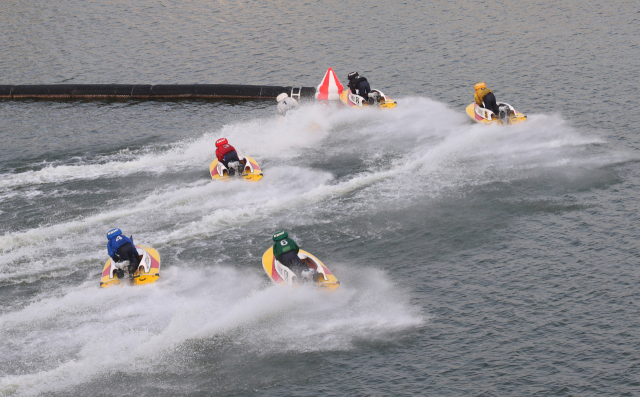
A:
347;72;372;103
107;228;140;276
215;138;240;168
276;93;299;116
474;82;500;115
272;230;321;282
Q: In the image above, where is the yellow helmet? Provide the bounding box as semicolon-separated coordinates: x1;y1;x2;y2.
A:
474;82;486;90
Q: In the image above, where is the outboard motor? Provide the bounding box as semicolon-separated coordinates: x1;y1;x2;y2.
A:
300;268;321;283
227;161;242;176
498;105;510;120
367;91;380;105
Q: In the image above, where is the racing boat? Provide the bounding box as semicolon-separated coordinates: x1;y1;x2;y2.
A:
100;245;160;288
210;155;263;181
466;102;527;125
262;247;340;290
339;88;397;109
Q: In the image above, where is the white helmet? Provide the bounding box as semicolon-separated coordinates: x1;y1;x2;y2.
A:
276;93;288;103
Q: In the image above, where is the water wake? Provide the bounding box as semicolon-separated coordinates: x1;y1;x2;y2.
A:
0;265;422;396
0;98;628;395
0;99;627;284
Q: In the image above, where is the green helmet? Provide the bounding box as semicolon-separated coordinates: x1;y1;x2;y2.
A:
272;230;288;242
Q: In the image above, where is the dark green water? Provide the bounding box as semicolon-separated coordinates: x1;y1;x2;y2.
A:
1;1;639;396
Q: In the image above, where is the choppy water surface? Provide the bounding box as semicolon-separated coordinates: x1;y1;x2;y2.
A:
1;1;639;396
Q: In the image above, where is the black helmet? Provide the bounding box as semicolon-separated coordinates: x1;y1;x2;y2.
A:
347;71;359;80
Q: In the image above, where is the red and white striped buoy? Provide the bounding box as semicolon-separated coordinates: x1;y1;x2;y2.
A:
315;68;344;101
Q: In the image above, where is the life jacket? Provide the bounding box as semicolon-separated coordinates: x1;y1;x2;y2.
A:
277;97;298;115
474;87;493;107
349;76;368;94
216;143;236;162
273;238;300;261
107;234;134;258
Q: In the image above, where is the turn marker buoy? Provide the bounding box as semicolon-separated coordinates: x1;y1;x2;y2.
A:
315;68;344;101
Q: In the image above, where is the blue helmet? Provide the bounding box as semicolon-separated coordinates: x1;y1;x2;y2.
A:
107;228;122;240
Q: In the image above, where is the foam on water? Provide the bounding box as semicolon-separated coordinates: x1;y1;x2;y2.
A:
0;105;335;193
0;99;630;286
0;264;422;396
0;98;632;395
2;1;638;393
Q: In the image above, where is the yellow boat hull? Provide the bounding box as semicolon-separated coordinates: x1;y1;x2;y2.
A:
339;89;397;109
466;103;527;125
262;247;340;291
209;155;263;181
100;245;160;288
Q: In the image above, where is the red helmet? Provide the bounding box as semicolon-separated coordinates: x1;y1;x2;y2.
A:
215;138;228;147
